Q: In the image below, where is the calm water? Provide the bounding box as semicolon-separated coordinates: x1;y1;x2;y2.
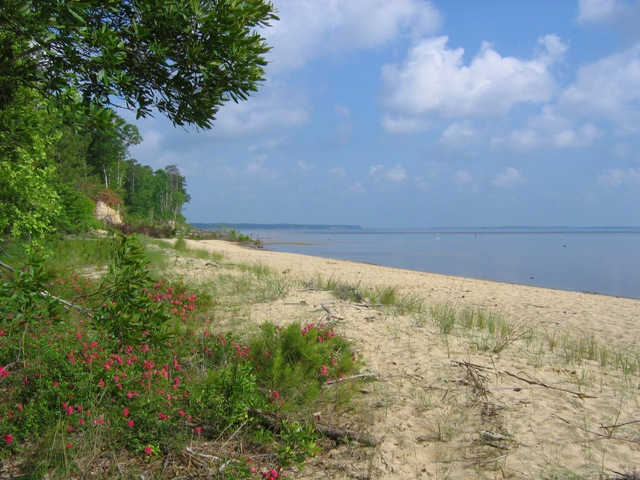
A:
241;228;640;300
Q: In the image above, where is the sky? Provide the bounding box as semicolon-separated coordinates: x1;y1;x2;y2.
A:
125;0;640;228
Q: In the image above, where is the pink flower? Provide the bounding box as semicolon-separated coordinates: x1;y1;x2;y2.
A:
4;434;12;444
98;378;105;388
123;407;129;418
319;365;329;376
144;446;152;454
67;425;73;432
66;443;72;449
127;420;134;428
195;427;202;434
66;406;74;415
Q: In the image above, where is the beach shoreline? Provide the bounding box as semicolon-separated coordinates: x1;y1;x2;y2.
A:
190;239;640;346
179;238;640;478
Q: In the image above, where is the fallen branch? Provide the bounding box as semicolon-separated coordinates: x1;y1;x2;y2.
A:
250;409;379;447
0;260;94;318
503;371;597;399
324;373;378;385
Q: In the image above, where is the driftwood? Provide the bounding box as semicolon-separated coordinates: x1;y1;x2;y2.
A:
250;409;379;447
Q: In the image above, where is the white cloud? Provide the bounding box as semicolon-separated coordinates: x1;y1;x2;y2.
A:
265;0;442;73
559;43;640;134
346;182;366;196
536;34;569;66
453;170;473;185
598;168;640;188
577;0;622;23
370;163;408;183
452;169;480;193
335;104;351;118
439;122;482;150
208;84;310;139
491;121;601;151
492;167;524;188
244;157;280;183
297;160;313;174
381;35;564;119
382;115;430;134
330;166;347;177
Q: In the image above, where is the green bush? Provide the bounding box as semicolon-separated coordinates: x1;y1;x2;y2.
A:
93;235;170;345
53;184;100;234
0;236;364;478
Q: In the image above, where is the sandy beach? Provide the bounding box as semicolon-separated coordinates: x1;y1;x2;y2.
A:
182;239;640;479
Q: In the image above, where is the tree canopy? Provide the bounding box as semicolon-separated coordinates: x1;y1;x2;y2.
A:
1;0;277;129
1;0;277;245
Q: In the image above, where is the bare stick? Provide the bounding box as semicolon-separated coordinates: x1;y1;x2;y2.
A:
503;371;596;399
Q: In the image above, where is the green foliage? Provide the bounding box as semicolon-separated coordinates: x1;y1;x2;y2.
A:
1;0;278;129
249;322;360;410
0;237;364;477
0;258;62;325
53;184;100;234
0;87;62;245
93;236;170;344
276;420;320;470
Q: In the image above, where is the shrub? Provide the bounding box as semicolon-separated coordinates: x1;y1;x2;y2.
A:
0;237;364;477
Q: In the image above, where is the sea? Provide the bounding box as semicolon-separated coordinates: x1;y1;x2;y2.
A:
231;227;640;300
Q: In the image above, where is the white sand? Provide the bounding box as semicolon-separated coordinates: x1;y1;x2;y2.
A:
184;239;640;479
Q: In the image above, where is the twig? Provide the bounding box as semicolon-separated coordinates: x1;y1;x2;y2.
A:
0;260;94;318
599;419;640;430
503;371;597;399
324;373;378;385
0;260;15;272
185;447;223;462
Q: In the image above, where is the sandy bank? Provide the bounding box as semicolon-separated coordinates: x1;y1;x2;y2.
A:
182;238;640;479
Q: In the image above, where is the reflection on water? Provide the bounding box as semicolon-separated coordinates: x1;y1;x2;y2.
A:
250;228;640;299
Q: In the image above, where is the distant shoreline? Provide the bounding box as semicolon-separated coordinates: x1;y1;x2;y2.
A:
189;222;363;231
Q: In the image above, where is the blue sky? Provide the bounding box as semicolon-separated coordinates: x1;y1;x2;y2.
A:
126;0;640;228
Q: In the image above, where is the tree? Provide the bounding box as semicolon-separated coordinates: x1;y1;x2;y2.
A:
86;114;141;189
123;160;156;220
0;87;61;243
152;165;190;222
1;0;277;129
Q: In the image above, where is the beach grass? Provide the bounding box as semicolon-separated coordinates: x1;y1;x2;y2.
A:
136;238;640;479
